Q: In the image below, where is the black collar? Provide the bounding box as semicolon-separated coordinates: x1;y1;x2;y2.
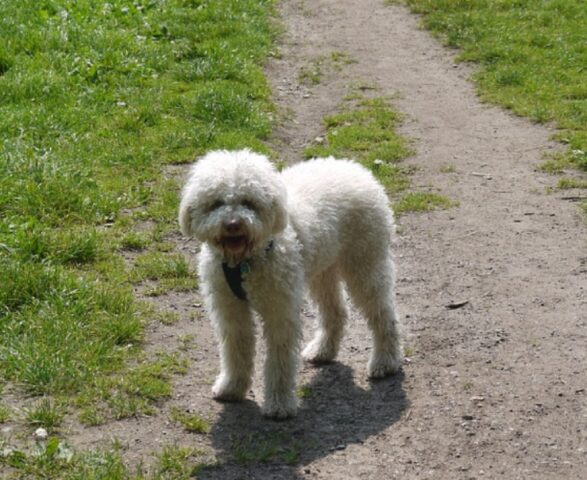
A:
222;240;274;301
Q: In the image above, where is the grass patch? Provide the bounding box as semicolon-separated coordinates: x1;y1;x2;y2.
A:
297;386;313;399
76;352;188;426
557;178;587;190
400;0;587;175
304;94;454;213
0;0;275;413
299;51;356;85
0;0;277;475
395;192;457;215
130;251;191;283
25;398;65;434
304;96;413;195
231;433;300;465
156;444;209;479
170;407;211;434
119;232;151;251
0;440;209;479
0;404;10;423
131;251;197;296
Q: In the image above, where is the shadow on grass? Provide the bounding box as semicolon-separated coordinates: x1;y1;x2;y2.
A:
199;363;407;479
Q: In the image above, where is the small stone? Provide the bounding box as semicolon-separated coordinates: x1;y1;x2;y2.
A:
470;396;485;402
34;427;48;441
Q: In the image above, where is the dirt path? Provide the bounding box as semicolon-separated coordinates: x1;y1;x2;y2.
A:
72;1;586;478
229;0;587;477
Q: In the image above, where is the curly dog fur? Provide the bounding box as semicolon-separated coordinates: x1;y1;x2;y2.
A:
179;149;402;418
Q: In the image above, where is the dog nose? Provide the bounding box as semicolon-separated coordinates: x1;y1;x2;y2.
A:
223;218;243;233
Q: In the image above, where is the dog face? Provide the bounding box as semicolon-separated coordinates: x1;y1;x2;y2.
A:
179;150;288;265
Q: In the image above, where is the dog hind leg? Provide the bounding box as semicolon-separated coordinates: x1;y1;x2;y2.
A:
343;254;403;378
302;267;348;363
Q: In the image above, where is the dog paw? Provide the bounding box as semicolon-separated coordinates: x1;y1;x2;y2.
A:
212;376;249;402
262;396;298;420
368;350;403;379
302;336;337;364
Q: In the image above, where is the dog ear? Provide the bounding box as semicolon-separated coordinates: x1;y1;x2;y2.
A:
272;193;288;234
178;200;193;236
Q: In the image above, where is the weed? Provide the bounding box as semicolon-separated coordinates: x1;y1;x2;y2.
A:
395;192;457;215
178;334;196;351
299;60;324;85
297;386;313;399
231;432;301;465
299;51;356;86
76;353;188;425
440;164;457;174
156;311;181;326
557;178;587;190
170;407;211;434
156;444;208;479
0;404;10;423
25;398;65;433
120;232;151;251
0;440;133;479
131;252;191;283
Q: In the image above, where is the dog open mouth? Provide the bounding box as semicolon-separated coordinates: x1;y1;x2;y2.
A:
219;234;251;263
221;235;248;252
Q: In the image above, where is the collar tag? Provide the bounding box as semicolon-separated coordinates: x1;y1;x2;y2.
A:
240;261;251;278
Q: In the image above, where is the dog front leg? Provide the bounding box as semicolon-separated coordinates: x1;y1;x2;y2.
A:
210;299;255;402
260;312;301;419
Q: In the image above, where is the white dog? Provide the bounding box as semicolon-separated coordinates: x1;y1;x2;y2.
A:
179;150;402;419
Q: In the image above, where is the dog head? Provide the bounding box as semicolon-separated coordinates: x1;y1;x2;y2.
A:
179;149;288;265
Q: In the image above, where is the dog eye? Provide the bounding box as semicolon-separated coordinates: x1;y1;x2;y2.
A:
242;200;256;211
208;200;224;211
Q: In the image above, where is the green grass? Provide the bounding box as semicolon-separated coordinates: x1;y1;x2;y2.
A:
231;433;300;465
400;0;587;176
0;440;208;480
297;385;313;399
298;51;356;85
0;0;275;395
0;404;10;423
557;177;587;190
25;398;65;434
304;96;413;194
394;192;458;215
155;444;209;479
76;352;189;426
0;0;277;476
170;407;211;434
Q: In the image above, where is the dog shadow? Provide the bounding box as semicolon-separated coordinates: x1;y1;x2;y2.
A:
198;363;408;479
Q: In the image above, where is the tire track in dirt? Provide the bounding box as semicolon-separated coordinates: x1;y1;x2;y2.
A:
71;1;587;478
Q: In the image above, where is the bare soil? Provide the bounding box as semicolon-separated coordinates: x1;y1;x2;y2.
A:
71;1;587;478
